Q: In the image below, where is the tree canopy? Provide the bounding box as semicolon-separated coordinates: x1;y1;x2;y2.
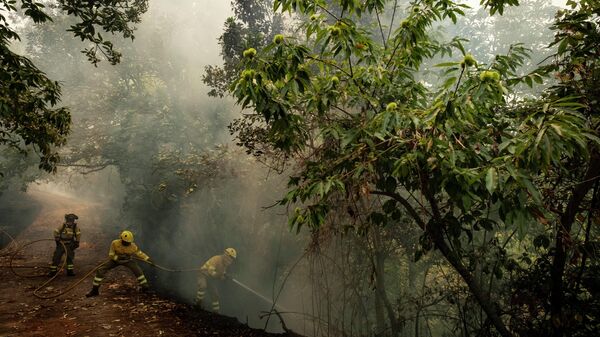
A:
0;0;148;171
2;0;599;336
230;0;600;336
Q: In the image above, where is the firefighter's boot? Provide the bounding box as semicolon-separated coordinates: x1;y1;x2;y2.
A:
67;270;76;276
86;286;99;297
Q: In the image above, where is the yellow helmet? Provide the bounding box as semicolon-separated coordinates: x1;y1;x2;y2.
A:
224;248;237;259
120;230;134;243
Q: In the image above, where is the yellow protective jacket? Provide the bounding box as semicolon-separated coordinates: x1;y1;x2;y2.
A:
200;254;233;279
54;223;81;242
108;239;149;262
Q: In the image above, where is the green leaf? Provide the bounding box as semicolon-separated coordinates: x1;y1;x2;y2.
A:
485;167;498;193
478;218;496;231
341;130;358;148
443;76;457;89
521;178;542;204
558;38;569;54
434;62;460;67
549;123;563;136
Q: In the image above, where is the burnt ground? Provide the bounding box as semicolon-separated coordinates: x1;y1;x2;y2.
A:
0;189;301;337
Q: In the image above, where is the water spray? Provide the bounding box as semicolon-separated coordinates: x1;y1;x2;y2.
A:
231;278;289;312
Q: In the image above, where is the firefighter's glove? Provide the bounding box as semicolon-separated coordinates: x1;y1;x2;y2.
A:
72;241;80;249
55;240;61;248
112;255;119;262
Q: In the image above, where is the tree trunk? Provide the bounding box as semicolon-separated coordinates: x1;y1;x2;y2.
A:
375;286;386;336
429;227;513;337
408;258;417;337
372;190;513;337
415;309;421;337
373;228;401;337
550;152;600;337
421;178;514;337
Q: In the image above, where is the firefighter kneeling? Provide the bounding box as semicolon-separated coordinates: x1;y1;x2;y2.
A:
195;248;236;312
86;230;152;297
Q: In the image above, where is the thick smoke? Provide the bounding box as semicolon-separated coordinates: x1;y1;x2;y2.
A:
3;0;571;336
7;0;310;333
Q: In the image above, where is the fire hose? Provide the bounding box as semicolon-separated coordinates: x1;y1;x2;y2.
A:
1;228;303;337
1;230;282;307
1;236;109;299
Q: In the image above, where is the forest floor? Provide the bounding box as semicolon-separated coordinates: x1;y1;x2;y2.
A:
0;189;299;337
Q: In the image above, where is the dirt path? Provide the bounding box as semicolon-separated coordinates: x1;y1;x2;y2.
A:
0;190;296;337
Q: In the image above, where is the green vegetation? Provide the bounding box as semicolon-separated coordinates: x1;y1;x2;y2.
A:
228;0;600;336
0;0;148;172
1;0;599;336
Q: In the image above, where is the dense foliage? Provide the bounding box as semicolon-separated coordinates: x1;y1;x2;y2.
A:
229;0;600;336
203;0;284;98
2;0;599;336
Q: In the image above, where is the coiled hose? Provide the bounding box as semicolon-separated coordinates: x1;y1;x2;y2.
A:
1;229;201;299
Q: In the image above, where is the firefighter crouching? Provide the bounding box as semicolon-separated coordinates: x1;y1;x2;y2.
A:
49;213;81;276
86;230;152;297
195;248;237;312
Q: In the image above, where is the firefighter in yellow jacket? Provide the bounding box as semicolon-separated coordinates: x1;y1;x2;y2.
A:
86;230;151;297
195;248;237;312
49;213;81;276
